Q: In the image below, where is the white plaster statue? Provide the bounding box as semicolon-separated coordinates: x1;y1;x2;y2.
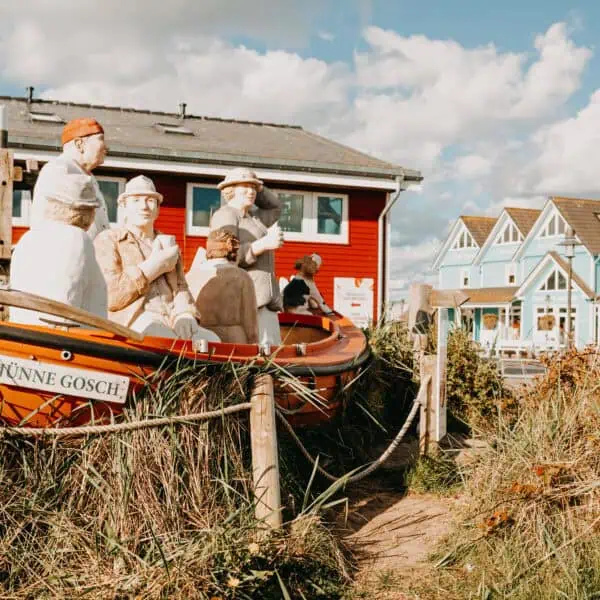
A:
10;173;108;325
292;254;334;314
31;118;110;240
209;167;284;346
186;230;259;344
94;175;219;341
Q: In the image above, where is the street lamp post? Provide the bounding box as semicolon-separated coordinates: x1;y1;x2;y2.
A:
557;227;582;350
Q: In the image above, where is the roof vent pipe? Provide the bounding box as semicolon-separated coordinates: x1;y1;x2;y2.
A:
178;102;187;119
26;86;34;104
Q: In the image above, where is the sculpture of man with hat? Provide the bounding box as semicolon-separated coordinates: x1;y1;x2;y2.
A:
31;117;110;239
94;175;217;341
10;173;108;325
291;253;334;315
209;167;284;345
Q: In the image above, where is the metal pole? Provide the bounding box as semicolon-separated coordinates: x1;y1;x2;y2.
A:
567;257;572;349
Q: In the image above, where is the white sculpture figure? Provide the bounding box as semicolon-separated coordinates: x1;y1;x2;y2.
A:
210;168;284;346
293;254;334;314
186;230;259;344
94;175;219;341
10;173;108;325
31;118;110;239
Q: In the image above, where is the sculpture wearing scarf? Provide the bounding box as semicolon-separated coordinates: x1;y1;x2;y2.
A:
209;168;284;345
10;173;108;325
94;175;217;340
31;118;110;240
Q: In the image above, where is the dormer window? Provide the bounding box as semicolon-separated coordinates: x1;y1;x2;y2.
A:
539;269;567;291
29;111;64;124
452;228;476;249
538;213;566;238
495;222;522;245
155;122;194;136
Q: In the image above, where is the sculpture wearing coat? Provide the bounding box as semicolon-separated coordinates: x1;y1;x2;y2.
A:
209;168;284;345
186;230;259;344
292;254;334;314
31;118;110;240
10;173;108;325
94;175;217;340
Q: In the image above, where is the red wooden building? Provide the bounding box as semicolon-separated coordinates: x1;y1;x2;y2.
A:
3;95;422;323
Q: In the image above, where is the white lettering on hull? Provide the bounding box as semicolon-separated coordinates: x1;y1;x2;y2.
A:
0;356;129;404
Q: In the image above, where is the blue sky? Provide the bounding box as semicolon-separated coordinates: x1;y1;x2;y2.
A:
1;0;599;301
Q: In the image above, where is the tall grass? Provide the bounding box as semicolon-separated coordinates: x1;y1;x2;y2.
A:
0;363;349;599
410;348;600;599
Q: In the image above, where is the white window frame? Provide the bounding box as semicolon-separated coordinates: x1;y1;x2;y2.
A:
12;189;32;227
96;175;127;227
495;221;522;245
460;268;470;288
538;212;567;239
272;189;349;244
450;225;476;250
538;269;567;292
186;182;223;237
505;263;517;285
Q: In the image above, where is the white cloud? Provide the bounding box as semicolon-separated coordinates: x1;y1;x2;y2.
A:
452;154;492;179
318;31;335;42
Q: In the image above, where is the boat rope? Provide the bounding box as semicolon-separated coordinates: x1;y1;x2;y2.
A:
0;403;252;437
275;375;429;484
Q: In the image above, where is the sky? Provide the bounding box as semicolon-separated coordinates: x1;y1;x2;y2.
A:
2;0;600;301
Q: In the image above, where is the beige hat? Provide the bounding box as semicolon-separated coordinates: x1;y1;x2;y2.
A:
117;175;163;205
48;173;99;208
217;167;264;191
310;253;322;268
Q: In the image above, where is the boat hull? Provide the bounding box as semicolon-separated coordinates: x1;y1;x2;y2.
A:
0;313;368;428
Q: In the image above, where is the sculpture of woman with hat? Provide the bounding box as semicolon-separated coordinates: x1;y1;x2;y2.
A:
31;118;110;239
94;175;217;340
209;167;284;345
10;173;108;325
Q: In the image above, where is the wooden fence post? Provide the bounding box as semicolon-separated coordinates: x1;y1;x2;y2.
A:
250;373;282;531
419;355;436;455
0;148;13;261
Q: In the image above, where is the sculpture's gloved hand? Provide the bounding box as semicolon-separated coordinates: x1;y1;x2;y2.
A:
173;313;199;339
253;222;284;255
139;243;180;282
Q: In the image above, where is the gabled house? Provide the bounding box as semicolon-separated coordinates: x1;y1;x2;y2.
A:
433;197;600;353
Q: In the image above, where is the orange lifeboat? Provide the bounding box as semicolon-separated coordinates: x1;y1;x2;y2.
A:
0;289;369;428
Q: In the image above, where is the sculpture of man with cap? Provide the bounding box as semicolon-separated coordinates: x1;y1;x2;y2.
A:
10;173;108;325
31;118;110;239
209;167;284;346
291;254;334;314
94;175;216;340
186;230;259;344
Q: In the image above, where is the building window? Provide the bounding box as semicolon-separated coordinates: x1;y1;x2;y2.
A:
505;263;517;285
460;268;470;288
274;190;348;244
495;222;522;245
279;192;304;233
539;269;567;291
12;189;32;226
186;184;222;236
538;213;567;238
97;176;126;225
451;227;476;249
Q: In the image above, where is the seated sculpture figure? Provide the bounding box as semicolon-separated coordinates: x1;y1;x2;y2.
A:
10;174;108;325
186;230;259;344
94;175;218;340
283;277;312;314
292;254;334;314
209;167;284;346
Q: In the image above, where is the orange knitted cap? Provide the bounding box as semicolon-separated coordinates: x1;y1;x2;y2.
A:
61;118;104;146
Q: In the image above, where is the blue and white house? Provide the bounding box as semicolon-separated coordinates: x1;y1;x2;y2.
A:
432;198;600;352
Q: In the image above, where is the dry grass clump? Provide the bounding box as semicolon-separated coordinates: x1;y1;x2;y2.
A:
0;363;350;599
415;348;600;599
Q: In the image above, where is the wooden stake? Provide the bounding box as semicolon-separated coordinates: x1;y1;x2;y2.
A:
419;355;437;455
250;373;282;531
0;149;13;260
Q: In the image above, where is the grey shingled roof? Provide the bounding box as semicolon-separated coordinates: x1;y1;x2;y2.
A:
1;96;422;182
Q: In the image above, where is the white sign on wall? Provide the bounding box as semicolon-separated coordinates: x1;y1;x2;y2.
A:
333;277;374;327
0;355;130;403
